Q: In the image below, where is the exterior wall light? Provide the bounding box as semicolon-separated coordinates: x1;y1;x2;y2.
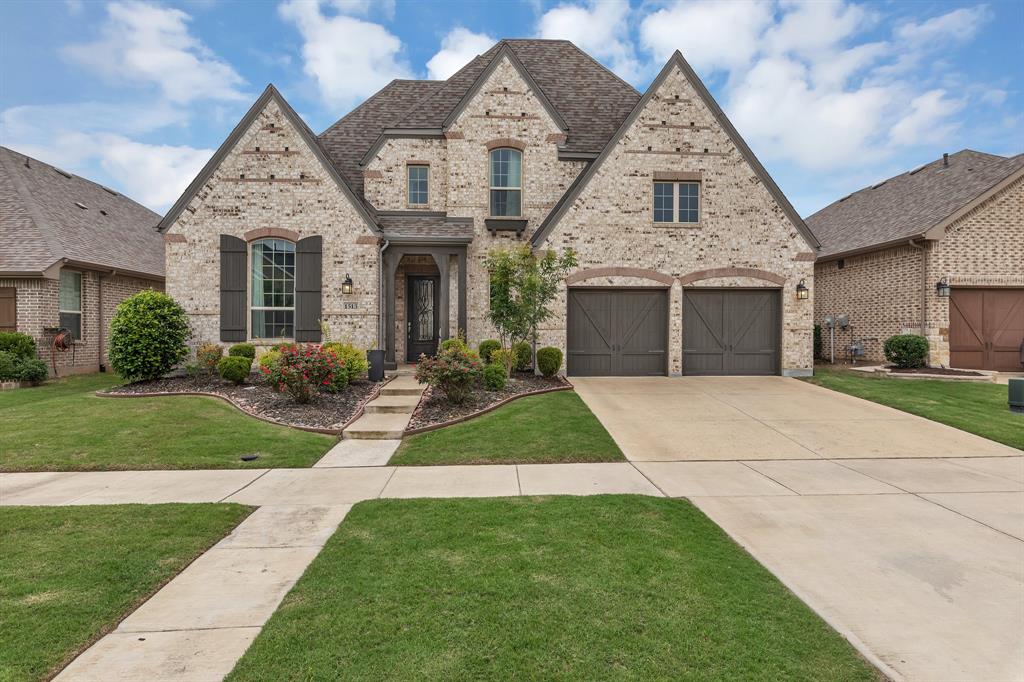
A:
342;274;354;295
935;277;951;297
796;278;809;300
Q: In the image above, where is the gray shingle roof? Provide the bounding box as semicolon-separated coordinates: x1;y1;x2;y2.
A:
377;212;474;241
0;146;164;277
807;150;1024;258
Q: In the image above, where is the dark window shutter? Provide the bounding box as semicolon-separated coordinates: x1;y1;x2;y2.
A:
220;235;247;342
0;288;15;332
295;236;322;342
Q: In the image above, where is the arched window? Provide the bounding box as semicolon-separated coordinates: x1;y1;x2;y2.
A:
251;238;295;339
489;148;522;217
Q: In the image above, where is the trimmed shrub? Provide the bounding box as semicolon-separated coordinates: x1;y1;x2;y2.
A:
18;358;48;384
0;351;19;380
490;348;512;377
264;344;340;403
270;342;296;352
813;324;822;361
478;339;501;364
0;332;36;360
883;334;929;369
228;343;256;360
184;362;202;378
108;291;190;382
439;337;469;353
415;345;482;404
536;346;563;377
321;341;367;384
217;356;251;384
482;362;507;391
512;341;532;372
196;343;222;375
258;350;280;371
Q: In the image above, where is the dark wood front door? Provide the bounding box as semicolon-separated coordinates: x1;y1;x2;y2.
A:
567;289;668;376
406;275;440;361
950;288;1024;371
683;289;780;375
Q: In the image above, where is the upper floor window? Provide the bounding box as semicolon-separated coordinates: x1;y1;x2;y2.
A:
407;165;428;206
251;238;295;339
489;148;522;217
58;270;82;340
653;181;700;224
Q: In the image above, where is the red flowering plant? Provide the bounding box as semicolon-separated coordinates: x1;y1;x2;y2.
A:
259;343;340;404
414;345;483;405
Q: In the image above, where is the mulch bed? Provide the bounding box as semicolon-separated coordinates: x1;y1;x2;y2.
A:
104;374;380;432
889;367;985;377
406;373;569;432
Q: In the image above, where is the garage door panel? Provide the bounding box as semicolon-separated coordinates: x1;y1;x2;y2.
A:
567;289;667;376
684;290;780;376
951;288;1024;371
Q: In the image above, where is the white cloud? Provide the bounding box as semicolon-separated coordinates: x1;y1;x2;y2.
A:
537;0;642;82
63;1;246;103
427;27;495;80
279;0;411;109
2;101;188;140
888;89;964;146
640;1;773;74
981;89;1008;105
896;6;991;47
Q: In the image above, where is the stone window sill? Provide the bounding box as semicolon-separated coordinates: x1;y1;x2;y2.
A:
652;222;701;229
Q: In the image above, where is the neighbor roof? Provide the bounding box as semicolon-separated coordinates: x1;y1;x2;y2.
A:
0;146;164;278
807;150;1024;259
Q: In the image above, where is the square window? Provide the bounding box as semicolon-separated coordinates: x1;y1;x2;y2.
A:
407;165;428;205
653;181;700;223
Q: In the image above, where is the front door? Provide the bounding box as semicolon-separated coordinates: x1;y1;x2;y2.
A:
407;275;440;361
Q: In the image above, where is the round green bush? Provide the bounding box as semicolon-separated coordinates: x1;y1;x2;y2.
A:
17;358;48;384
0;331;36;359
883;334;929;368
478;339;501;364
217;355;251;384
512;341;532;371
439;337;469;353
482;362;507;391
0;351;20;380
321;342;369;385
536;346;563;377
228;343;256;359
258;350;280;371
108;291;190;382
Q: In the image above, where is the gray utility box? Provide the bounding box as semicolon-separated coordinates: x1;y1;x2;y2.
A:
1010;378;1024;415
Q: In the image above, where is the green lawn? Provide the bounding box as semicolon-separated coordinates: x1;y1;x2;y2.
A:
392;391;625;465
804;367;1024;451
0;373;335;471
228;496;880;681
0;503;252;681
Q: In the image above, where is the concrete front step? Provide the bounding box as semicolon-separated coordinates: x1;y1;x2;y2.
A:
344;413;410;440
380;386;424;397
364;394;420;414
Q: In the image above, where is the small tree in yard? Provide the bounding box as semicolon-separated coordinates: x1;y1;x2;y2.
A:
484;245;577;376
108;291;190;382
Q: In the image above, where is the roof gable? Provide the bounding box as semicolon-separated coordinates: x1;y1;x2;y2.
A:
159;84;379;234
532;51;818;250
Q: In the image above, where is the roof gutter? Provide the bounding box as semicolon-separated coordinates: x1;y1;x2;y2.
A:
382;235;473;245
814;235;931;263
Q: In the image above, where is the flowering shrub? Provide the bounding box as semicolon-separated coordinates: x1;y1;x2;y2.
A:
260;344;340;403
415;346;483;404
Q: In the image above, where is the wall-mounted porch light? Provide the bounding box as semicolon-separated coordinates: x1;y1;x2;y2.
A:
935;277;951;298
795;278;809;300
341;274;354;295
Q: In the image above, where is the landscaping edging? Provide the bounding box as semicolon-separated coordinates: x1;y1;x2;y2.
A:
96;375;393;435
404;377;573;436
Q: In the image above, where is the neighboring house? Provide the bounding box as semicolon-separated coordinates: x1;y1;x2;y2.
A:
161;39;818;377
0;146;164;374
810;150;1024;370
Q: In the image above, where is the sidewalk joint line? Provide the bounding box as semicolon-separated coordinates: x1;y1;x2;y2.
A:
218;469;271;503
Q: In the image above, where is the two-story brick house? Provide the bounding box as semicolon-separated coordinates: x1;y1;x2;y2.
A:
161;39;819;376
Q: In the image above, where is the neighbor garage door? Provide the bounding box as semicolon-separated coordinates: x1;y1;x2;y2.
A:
683;289;780;375
950;288;1024;371
567;289;668;376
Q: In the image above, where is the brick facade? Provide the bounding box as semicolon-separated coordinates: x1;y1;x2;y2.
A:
814;174;1024;366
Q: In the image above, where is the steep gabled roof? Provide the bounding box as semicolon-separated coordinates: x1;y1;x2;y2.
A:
807;150;1024;259
531;51;819;250
0;146;163;278
158;84;379;234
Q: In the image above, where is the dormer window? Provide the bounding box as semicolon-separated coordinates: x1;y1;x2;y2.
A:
407;165;428;206
489;148;521;217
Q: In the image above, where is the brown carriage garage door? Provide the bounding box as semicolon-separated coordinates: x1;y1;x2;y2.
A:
567;289;668;376
683;289;780;375
950;288;1024;371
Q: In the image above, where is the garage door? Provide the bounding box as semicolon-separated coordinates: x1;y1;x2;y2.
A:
950;288;1024;371
683;290;780;375
567;289;668;376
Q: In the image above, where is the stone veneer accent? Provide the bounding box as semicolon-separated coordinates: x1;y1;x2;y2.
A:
814;174;1024;366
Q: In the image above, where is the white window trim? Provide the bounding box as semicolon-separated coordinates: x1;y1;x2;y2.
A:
248;239;296;342
407;164;429;207
653;181;701;226
489;148;523;218
58;270;83;340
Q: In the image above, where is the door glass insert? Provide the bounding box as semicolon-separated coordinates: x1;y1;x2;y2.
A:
415;279;434;342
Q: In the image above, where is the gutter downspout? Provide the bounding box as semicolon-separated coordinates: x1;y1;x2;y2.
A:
908;239;927;338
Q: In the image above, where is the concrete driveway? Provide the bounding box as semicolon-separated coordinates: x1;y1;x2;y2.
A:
575;376;1024;681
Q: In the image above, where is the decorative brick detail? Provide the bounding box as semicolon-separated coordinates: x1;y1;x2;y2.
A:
485;138;527;151
678;268;786;286
355;235;380;245
406;159;430;166
163;234;187;243
243;227;300;242
653;171;701;181
362;170;383;179
793;252;817;262
566;267;675;286
546;133;568;144
444;131;464;140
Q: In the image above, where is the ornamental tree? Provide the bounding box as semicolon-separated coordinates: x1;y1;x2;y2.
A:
484;245;577;376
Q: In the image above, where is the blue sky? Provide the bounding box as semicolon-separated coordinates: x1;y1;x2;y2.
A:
1;0;1021;217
